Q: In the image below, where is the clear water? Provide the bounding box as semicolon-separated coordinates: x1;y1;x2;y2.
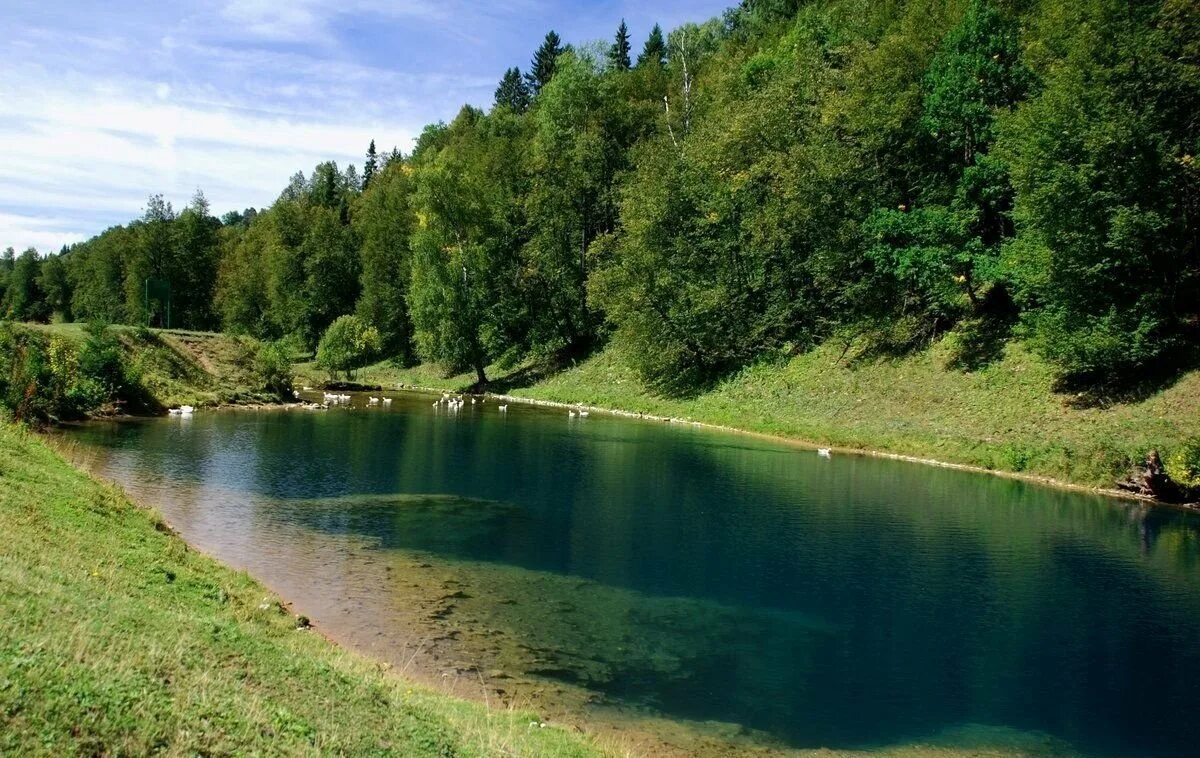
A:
67;393;1200;755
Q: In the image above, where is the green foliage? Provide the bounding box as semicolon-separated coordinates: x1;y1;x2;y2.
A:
362;139;378;190
1166;437;1200;490
637;23;666;68
253;341;294;398
353;161;416;360
78;320;132;405
0;323;126;423
408;106;527;384
998;0;1199;379
19;0;1200;401
3;248;49;322
610;20;632;71
316;315;381;380
526;30;565;94
494;67;531;113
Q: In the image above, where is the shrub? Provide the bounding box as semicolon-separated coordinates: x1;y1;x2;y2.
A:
254;341;294;398
1166;438;1200;492
316;315;381;380
0;322;134;423
78;321;129;401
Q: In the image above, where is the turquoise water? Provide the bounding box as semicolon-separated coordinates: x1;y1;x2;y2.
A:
68;393;1200;755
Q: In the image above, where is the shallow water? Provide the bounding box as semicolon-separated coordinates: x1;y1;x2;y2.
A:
67;393;1200;755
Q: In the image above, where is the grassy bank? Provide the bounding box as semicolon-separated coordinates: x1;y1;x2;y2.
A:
26;323;279;410
0;420;601;756
297;339;1200;490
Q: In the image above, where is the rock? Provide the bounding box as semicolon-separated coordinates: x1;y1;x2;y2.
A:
1119;450;1187;503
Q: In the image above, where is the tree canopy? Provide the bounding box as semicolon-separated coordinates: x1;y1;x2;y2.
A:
9;0;1197;394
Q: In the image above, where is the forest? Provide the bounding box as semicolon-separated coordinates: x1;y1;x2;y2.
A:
2;0;1197;396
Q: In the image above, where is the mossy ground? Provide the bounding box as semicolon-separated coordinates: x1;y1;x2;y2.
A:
296;339;1200;490
0;421;602;756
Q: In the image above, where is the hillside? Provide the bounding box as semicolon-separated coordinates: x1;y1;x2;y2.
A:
26;323;278;410
299;339;1200;491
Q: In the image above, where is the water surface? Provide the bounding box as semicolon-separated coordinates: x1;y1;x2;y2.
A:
67;393;1200;755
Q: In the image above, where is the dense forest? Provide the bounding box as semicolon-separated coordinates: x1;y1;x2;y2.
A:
3;0;1197;394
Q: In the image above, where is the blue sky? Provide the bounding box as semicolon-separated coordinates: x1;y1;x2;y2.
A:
0;0;731;253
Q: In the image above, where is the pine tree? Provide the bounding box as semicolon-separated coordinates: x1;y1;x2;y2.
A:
609;20;632;71
526;30;564;95
637;23;666;68
363;140;379;190
494;67;532;113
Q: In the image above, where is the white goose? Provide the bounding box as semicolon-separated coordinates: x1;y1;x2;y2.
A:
817;448;832;458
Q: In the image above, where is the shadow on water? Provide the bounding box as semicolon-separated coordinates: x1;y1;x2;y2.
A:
65;398;1200;756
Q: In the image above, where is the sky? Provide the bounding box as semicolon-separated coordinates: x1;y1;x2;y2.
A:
0;0;731;254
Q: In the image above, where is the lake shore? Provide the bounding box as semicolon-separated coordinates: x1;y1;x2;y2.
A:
293;341;1200;508
42;415;1095;758
0;420;605;757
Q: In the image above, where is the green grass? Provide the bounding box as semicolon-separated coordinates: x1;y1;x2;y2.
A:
0;421;602;756
307;339;1200;490
28;323;277;410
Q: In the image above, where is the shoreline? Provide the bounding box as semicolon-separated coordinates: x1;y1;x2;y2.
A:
80;384;1193;509
390;383;1171;509
51;434;796;758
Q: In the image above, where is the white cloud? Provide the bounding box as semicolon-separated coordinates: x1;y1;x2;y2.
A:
0;0;729;253
0;213;88;254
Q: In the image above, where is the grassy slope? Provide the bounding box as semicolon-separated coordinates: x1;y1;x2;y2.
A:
28;323;276;409
301;340;1199;489
0;422;600;757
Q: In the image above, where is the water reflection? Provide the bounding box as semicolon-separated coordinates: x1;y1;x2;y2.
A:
67;396;1200;756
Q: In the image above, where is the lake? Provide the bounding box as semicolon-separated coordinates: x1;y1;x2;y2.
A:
66;392;1200;756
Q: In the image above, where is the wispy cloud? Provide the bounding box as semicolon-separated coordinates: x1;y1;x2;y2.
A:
0;0;730;253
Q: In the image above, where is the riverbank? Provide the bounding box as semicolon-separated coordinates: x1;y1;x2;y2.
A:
24;323;282;411
0;420;602;756
295;339;1199;495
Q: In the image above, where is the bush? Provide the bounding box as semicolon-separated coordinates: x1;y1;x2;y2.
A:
78;321;129;401
1166;438;1200;492
254;341;294;398
0;322;135;423
316;316;381;380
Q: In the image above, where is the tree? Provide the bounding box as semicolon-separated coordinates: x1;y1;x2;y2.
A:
3;248;48;322
215;218;271;336
494;67;532;113
609;20;632;71
524;52;638;356
0;247;14;309
354;160;416;360
316;314;381;380
861;0;1030;341
526;31;565;95
998;0;1199;379
124;195;176;327
300;205;360;343
38;254;72;321
408;107;527;386
363;140;379;190
171;190;221;329
637;23;666;68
